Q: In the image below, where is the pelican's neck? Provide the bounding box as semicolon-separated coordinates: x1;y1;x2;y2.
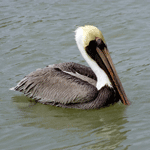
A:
75;27;112;90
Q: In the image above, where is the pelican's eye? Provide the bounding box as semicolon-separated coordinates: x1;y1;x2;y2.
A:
96;38;107;50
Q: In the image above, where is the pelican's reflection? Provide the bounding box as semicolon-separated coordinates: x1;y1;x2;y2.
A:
12;95;129;149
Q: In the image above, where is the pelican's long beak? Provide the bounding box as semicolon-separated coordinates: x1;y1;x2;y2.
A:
95;38;130;105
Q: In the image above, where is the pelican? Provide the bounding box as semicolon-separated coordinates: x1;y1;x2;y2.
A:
10;25;130;109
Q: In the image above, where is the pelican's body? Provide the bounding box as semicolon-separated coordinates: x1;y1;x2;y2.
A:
10;25;129;109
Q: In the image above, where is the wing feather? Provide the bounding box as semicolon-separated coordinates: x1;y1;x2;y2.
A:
13;63;98;104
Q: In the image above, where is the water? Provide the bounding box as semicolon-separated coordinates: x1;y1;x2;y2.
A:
0;0;150;149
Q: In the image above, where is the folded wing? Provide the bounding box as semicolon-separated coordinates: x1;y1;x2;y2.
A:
12;62;98;104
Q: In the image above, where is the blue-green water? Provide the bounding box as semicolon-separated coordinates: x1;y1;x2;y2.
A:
0;0;150;149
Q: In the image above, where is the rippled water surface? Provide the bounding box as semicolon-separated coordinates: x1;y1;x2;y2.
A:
1;0;150;149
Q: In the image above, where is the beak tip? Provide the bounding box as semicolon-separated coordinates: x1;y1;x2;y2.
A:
123;99;130;105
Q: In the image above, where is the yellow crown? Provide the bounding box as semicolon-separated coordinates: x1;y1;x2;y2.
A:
81;25;106;48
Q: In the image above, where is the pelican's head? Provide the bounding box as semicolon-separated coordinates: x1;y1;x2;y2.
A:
75;25;130;105
75;25;105;51
81;25;105;48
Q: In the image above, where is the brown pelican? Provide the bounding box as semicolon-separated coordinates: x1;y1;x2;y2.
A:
10;25;130;109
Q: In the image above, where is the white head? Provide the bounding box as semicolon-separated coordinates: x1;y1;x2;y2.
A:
75;25;112;90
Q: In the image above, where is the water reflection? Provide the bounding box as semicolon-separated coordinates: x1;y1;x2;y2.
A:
12;95;129;149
